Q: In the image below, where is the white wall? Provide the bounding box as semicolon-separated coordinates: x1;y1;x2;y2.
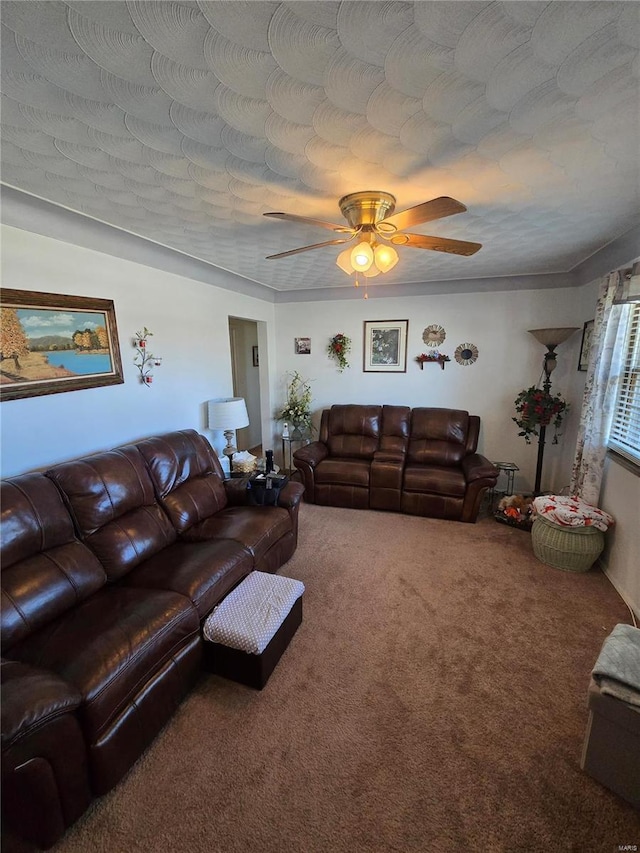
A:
0;225;276;476
275;287;585;494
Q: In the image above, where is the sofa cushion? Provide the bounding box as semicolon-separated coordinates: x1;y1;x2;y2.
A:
46;446;177;581
10;586;198;745
403;465;467;498
407;408;470;466
120;538;254;618
133;430;228;532
315;458;371;488
1;474;107;652
379;405;410;457
181;506;292;565
326;405;381;459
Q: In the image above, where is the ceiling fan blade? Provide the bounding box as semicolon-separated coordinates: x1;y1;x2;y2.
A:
266;238;352;260
393;233;482;256
264;212;353;233
379;197;467;232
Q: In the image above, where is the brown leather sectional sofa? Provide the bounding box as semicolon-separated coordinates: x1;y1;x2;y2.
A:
1;429;303;851
293;405;497;523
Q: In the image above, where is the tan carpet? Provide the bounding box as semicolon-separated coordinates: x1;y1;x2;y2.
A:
53;505;638;853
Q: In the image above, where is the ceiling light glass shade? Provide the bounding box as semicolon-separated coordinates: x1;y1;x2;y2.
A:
528;328;579;347
373;243;399;273
362;265;381;278
351;241;373;271
336;247;355;275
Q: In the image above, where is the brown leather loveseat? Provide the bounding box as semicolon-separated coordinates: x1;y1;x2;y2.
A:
1;429;303;851
293;405;497;522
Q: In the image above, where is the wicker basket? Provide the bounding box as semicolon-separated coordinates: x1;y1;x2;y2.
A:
531;516;605;572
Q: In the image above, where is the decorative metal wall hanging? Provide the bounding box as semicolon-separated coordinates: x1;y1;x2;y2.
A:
134;328;162;386
423;324;446;347
454;342;479;365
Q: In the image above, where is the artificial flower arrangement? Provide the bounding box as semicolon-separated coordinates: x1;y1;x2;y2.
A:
512;385;569;444
277;370;314;434
415;351;451;368
327;333;351;372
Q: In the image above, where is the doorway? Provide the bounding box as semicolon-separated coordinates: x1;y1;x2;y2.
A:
228;317;263;456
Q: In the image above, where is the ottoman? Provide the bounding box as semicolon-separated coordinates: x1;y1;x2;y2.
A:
531;495;614;572
202;571;305;689
580;624;640;807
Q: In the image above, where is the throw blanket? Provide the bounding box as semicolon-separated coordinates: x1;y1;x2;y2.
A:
592;623;640;707
532;495;614;532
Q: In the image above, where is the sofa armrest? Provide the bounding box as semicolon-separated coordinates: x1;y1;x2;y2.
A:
1;658;82;749
292;441;328;468
276;480;305;509
373;450;405;463
462;454;499;485
1;658;92;849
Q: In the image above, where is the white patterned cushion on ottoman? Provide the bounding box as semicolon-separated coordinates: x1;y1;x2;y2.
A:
202;572;305;688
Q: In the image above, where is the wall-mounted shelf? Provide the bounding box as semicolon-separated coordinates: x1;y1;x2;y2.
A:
417;356;450;371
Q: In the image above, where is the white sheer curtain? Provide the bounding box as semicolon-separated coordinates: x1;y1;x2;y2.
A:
570;271;631;504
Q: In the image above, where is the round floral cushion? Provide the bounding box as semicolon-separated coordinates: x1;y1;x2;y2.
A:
532;495;615;532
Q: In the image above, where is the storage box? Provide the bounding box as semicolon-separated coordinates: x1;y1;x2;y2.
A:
202;572;304;689
531;516;604;572
581;677;640;807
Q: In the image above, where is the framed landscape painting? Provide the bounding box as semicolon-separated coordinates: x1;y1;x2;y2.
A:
363;320;409;372
0;289;124;401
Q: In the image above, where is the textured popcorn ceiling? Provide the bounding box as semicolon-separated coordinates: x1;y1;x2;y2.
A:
1;1;638;293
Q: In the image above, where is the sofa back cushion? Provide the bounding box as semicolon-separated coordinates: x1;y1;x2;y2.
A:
134;430;228;532
46;446;176;581
379;405;411;457
326;405;382;460
407;408;471;466
1;473;107;652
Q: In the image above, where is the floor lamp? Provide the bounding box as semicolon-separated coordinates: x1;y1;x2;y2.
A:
208;397;249;474
528;327;579;495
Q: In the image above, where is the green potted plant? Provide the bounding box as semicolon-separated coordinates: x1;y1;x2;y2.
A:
277;371;313;439
513;385;569;444
327;333;351;372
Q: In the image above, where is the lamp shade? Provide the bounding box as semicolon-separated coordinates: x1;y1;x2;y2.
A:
528;328;579;347
336;247;355;275
351;241;373;271
374;243;399;273
208;397;249;431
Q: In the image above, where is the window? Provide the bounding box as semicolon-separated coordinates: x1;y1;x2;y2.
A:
609;302;640;467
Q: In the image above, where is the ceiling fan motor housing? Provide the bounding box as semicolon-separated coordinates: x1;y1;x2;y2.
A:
338;191;396;229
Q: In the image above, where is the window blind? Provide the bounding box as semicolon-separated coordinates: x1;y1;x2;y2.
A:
609;302;640;466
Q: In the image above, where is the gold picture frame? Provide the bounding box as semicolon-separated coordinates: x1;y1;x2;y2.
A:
1;288;124;401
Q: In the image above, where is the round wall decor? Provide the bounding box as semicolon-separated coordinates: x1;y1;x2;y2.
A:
423;324;446;347
454;343;479;365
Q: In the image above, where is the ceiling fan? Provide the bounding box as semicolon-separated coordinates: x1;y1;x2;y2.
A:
263;191;481;279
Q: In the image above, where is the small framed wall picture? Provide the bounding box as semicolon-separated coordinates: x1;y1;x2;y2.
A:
295;337;311;354
252;345;259;367
578;320;594;372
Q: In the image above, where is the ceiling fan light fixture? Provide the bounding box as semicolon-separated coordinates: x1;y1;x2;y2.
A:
374;243;399;273
362;265;381;278
351;241;373;271
336;247;355;275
